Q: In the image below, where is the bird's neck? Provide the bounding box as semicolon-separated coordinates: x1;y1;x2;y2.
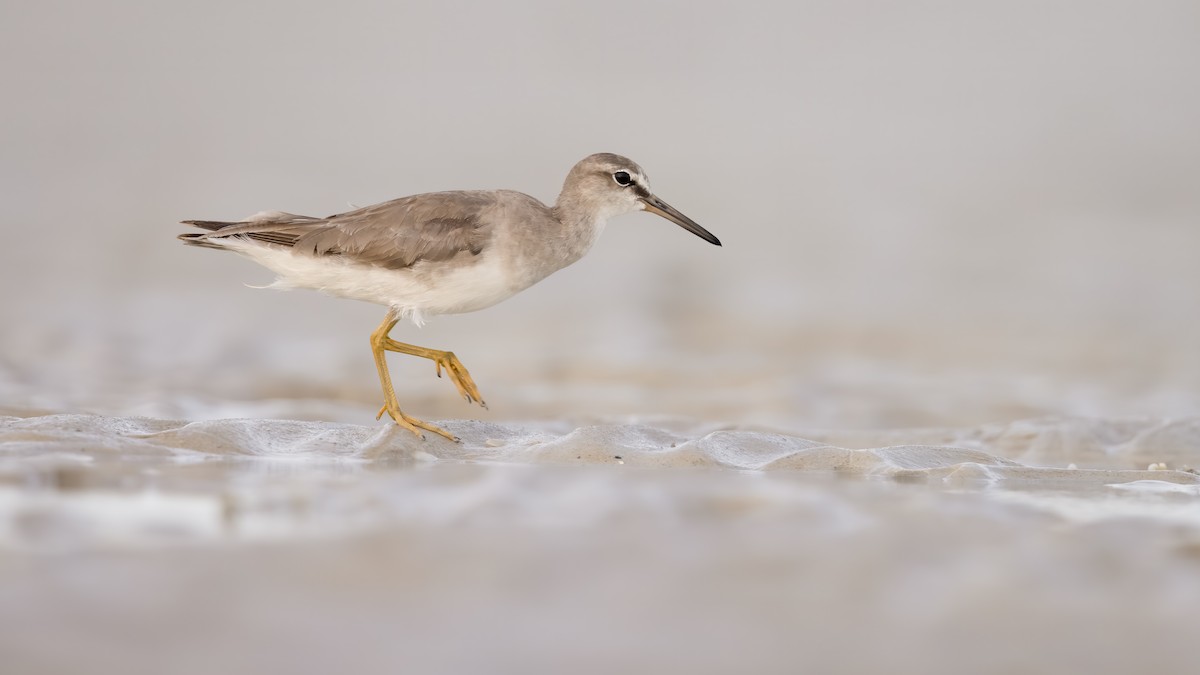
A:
550;196;608;266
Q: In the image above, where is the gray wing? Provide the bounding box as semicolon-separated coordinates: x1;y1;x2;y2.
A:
299;191;496;268
183;191;499;270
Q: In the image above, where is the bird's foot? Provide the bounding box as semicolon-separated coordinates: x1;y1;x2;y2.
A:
377;338;488;409
376;403;459;442
432;351;487;409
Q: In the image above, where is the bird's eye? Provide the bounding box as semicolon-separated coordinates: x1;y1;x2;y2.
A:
612;171;633;186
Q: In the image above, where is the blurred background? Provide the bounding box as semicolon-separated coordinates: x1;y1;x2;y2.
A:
5;5;1200;674
2;0;1198;431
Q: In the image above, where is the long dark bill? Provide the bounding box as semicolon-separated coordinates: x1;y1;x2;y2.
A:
640;195;722;246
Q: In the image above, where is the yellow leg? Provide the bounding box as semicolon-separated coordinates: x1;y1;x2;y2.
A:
369;312;487;442
378;338;487;409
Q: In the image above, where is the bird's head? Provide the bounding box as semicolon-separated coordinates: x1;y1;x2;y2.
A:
558;153;721;246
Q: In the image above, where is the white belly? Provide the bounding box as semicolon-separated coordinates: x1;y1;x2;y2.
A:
225;240;520;324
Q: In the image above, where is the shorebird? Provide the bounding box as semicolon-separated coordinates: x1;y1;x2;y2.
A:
179;153;721;441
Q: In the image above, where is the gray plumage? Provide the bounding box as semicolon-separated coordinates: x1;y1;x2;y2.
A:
179;152;719;319
181;191;505;270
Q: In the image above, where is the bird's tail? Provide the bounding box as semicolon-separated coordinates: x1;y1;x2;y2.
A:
177;211;323;249
180;219;237;232
178;220;240;249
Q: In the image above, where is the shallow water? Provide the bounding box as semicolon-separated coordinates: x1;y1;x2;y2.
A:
4;413;1200;674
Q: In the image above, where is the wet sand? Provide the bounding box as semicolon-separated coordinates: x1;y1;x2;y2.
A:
4;412;1200;674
